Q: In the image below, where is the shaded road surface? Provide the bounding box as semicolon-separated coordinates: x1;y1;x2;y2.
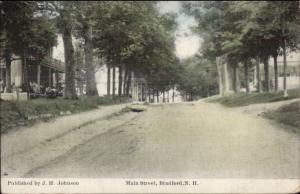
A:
2;102;300;178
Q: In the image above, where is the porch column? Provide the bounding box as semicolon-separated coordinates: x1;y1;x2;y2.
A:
48;68;52;87
55;71;59;88
37;64;41;85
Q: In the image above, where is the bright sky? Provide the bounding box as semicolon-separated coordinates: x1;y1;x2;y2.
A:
52;35;64;62
157;1;201;59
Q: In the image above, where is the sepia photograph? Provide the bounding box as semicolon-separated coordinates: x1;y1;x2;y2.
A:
0;1;300;193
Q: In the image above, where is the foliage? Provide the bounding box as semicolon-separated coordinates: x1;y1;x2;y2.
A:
177;56;219;99
183;1;300;93
1;1;57;58
184;1;300;61
93;2;179;93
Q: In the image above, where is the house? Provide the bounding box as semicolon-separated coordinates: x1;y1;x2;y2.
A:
242;50;300;92
0;34;66;100
0;55;65;100
269;51;300;90
0;34;87;100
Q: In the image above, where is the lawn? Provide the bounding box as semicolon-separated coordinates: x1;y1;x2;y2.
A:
264;101;300;131
206;89;299;107
206;88;299;129
0;96;127;133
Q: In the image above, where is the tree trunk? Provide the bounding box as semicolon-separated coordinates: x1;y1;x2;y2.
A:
123;68;127;96
256;57;262;93
244;61;250;93
141;83;144;101
172;86;175;102
138;82;141;101
282;37;288;97
232;63;238;93
216;57;224;95
156;90;159;103
126;71;131;96
131;73;135;100
223;62;230;94
84;27;98;96
5;50;11;93
118;66;123;97
79;79;83;95
152;90;155;103
163;91;165;103
21;52;30;98
107;64;111;96
263;57;270;92
148;88;151;102
273;54;278;92
282;23;288;97
207;85;210;97
62;26;76;98
112;66;116;97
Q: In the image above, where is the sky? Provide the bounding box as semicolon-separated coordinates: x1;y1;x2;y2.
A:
157;1;201;59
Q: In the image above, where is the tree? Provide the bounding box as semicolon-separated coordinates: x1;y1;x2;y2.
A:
176;56;218;100
93;1;178;101
73;41;86;95
183;1;239;95
37;1;78;98
271;1;300;96
238;1;300;93
52;2;77;98
184;1;300;95
1;1;57;94
73;2;99;96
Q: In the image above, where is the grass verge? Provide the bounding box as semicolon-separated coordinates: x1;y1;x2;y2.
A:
264;101;300;131
206;88;299;107
0;96;128;133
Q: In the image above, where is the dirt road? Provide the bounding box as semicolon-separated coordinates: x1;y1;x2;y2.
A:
1;102;299;178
